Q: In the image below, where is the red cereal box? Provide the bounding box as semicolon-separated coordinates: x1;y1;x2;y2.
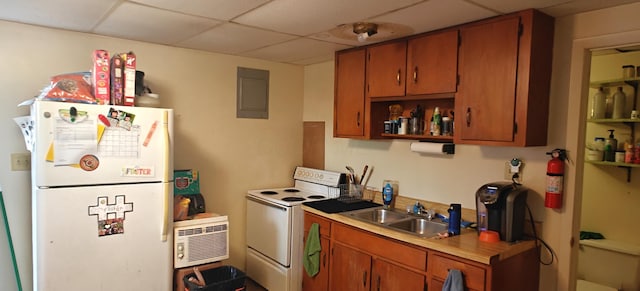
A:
92;50;110;105
110;54;124;105
122;52;136;106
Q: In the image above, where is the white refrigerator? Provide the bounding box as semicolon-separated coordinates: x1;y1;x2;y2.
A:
29;100;174;291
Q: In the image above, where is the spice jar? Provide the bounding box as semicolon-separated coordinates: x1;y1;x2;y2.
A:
623;65;635;79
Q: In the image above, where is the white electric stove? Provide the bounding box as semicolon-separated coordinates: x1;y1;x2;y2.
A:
246;166;345;207
246;167;345;291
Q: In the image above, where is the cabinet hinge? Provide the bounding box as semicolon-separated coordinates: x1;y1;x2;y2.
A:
518;23;523;36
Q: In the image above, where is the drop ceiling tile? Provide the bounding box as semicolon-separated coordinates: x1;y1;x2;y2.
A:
233;0;423;36
129;0;270;20
370;0;498;35
240;38;350;64
468;0;571;14
179;23;297;54
0;0;120;31
93;2;221;44
540;0;640;17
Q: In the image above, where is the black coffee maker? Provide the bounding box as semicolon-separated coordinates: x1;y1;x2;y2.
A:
475;182;528;242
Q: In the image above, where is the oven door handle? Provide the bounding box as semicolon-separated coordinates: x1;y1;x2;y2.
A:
247;196;288;212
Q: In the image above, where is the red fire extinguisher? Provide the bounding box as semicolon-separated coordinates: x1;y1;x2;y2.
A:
545;149;566;209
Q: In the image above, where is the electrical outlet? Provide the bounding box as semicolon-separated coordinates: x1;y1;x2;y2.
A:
11;153;31;171
504;160;524;182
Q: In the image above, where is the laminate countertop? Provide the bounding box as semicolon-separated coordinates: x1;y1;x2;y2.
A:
302;205;537;265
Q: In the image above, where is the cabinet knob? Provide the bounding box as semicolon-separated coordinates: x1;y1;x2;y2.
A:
413;67;418;83
357;112;361;127
466;107;471;127
396;70;401;85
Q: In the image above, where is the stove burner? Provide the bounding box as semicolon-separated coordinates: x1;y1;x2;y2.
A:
260;191;278;195
284;189;300;192
307;195;325;199
282;197;305;202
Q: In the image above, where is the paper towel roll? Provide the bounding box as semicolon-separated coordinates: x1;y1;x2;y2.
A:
410;142;455;155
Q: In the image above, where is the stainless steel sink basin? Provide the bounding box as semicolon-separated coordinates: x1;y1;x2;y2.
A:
341;207;449;238
348;207;409;224
387;218;448;237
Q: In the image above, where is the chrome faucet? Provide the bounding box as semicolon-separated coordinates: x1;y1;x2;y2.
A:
412;202;434;220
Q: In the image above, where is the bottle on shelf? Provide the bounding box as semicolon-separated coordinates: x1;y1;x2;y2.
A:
431;107;441;136
604;129;618;162
612;87;626;119
589;87;606;119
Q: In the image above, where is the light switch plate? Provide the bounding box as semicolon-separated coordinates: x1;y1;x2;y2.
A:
11;153;31;171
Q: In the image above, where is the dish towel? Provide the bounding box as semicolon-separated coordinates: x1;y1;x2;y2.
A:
442;269;464;291
303;223;321;277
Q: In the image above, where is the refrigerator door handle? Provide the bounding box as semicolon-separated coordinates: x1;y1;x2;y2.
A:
161;110;170;242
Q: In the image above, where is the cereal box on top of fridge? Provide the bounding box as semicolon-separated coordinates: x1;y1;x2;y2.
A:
122;52;136;106
92;50;110;105
110;54;124;105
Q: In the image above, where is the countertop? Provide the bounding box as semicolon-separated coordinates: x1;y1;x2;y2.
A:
302;205;537;265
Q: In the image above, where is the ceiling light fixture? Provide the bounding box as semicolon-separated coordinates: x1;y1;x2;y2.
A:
353;22;378;42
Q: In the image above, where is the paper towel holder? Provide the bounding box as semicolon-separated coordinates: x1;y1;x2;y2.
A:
411;141;455;155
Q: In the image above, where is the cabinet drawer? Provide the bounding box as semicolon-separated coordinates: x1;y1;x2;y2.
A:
431;254;486;291
333;223;427;271
304;213;332;237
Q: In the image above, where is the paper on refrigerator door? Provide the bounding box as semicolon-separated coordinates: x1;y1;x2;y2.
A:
14;116;34;152
53;117;98;166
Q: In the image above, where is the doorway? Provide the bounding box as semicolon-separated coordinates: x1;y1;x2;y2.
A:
576;47;640;290
562;26;640;290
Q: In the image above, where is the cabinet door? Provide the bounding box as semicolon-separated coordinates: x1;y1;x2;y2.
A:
406;30;459;95
367;41;407;97
302;237;330;291
372;259;425;290
334;49;366;137
456;16;520;143
329;242;371;291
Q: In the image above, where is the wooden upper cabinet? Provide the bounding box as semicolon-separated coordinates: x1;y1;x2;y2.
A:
366;40;407;97
406;29;459;95
455;9;554;146
334;48;366;138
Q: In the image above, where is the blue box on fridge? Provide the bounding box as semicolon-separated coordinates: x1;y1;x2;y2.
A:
174;169;200;195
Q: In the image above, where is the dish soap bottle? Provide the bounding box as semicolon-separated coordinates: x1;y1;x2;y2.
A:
382;183;393;209
604;129;618;162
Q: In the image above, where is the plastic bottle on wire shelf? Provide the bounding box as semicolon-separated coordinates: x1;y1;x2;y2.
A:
612;87;626;119
589;87;606;119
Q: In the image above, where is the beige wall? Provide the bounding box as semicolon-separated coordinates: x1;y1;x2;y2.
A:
3;2;640;291
0;21;303;291
304;2;640;290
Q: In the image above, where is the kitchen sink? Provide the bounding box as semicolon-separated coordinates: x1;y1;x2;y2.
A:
348;208;408;224
341;206;448;238
387;218;448;237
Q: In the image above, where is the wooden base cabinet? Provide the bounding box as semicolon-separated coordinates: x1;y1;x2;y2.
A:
302;213;332;291
304;211;539;291
428;247;539;291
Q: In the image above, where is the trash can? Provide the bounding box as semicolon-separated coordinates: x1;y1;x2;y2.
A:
183;265;246;291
